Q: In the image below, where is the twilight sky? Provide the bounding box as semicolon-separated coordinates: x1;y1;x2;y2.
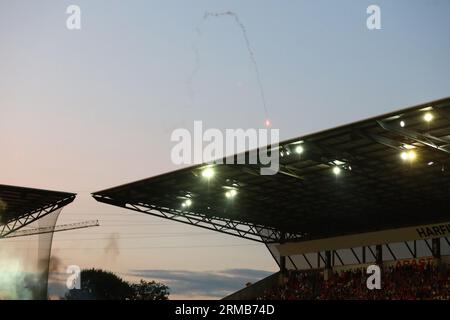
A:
1;0;450;299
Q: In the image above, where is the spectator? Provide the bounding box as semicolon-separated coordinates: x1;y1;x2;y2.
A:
258;262;450;300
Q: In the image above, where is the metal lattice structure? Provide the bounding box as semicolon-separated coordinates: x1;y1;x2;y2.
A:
0;185;76;238
3;220;99;238
93;194;300;243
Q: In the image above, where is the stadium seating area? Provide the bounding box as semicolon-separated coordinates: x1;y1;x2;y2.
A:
258;263;450;300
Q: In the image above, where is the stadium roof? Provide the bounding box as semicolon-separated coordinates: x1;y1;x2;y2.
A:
93;97;450;244
0;185;76;236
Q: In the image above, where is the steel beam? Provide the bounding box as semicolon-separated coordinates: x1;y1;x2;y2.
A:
385;243;397;260
93;195;303;243
333;250;344;266
350;247;361;264
0;195;75;238
302;254;313;269
4;220;99;238
377;120;450;154
404;241;417;258
444;237;450;247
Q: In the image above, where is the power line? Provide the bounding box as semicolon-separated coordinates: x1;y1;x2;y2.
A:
58;231;212;235
5;243;263;250
1;233;224;242
60;219;173;223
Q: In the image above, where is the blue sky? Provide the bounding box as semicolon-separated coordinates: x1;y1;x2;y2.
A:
1;0;450;298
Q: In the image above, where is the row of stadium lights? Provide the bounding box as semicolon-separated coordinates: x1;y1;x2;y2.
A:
181;167;237;208
399;112;434;163
201;168;238;197
181;112;436;208
283;143;345;176
400;112;433;128
181;146;343;209
184;143;341;209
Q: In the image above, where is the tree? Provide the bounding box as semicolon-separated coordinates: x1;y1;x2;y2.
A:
66;269;134;300
131;279;170;300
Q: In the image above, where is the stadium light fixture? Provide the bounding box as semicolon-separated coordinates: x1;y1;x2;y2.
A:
400;152;408;160
225;189;237;199
424;112;433;122
400;120;405;127
401;151;416;161
428;161;434;166
182;199;192;208
295;146;304;154
201;167;214;179
332;167;341;175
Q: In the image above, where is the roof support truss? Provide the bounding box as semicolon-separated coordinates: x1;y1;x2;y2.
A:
93;195;303;243
377;120;450;154
0;195;75;238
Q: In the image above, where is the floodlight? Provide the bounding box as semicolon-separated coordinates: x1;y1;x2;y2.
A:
295;146;304;154
332;167;341;175
424;112;433;122
201;168;214;179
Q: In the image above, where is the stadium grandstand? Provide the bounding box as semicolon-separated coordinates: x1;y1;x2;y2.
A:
93;97;450;300
0;185;76;299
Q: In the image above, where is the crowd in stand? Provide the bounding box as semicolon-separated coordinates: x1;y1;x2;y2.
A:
259;262;450;300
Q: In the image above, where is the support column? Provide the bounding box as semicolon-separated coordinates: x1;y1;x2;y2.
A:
280;256;287;273
432;238;441;262
279;232;287;275
325;251;332;269
324;250;332;281
375;245;383;265
413;240;417;258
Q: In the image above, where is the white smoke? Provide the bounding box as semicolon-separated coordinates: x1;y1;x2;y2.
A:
0;252;38;300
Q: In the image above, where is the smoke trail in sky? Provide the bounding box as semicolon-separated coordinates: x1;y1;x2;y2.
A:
49;255;62;273
103;233;120;268
105;233;120;259
188;11;269;119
